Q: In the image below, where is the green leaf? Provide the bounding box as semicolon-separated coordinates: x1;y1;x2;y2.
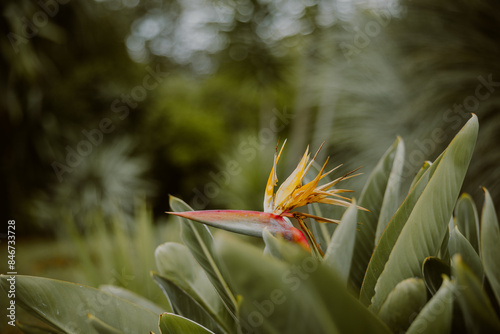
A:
448;226;483;279
216;234;392;334
360;148;442;306
169;196;238;320
377;278;428;333
100;284;169;314
324;200;358;284
452;254;500;332
88;314;123;334
350;137;405;292
422;257;451;295
406;278;454;334
155;242;234;333
375;138;405;243
409;161;431;190
0;275;159;334
454;193;480;252
480;188;500;307
152;273;225;334
437;223;450;263
159;313;215;334
367;115;478;312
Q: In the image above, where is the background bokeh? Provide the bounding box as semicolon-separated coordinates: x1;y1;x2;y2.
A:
1;0;499;330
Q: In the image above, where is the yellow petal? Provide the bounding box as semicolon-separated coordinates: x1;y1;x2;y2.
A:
263;140;286;212
273;146;309;212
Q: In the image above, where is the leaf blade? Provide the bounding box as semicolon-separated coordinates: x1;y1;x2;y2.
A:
324;199;358;284
350;137;405;292
169;196;238;320
480;188;500;307
159;313;216;334
369;115;478;312
0;275;159;334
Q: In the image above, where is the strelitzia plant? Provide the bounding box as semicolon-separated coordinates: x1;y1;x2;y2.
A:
4;115;500;334
168;140;360;253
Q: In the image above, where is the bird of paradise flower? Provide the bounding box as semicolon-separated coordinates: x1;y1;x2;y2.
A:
168;140;361;256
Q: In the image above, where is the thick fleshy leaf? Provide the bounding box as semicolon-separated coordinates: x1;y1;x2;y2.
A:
454;193;480;252
169;196;238;320
406;278;454;334
159;313;215;334
152;273;225;334
422;257;451;295
367;115;478;312
448;226;483;279
323;200;358;284
154;242;234;333
216;234;392;334
350;137;405;292
99;285;168;314
480;188;500;307
452;254;500;332
0;275;159;334
377;278;427;333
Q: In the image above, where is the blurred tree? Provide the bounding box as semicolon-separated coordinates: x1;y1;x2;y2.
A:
0;0;155;232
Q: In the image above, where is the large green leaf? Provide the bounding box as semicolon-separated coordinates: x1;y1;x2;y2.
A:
454;193;480;252
367;115;478;312
216;234;392;334
406;278;454;334
377;278;427;333
0;275;159;334
152;273;225;334
350;137;405;292
448;226;483;279
154;242;234;333
159;313;215;334
169;196;238;320
323;200;358;284
480;188;500;307
99;284;168;314
452;254;500;332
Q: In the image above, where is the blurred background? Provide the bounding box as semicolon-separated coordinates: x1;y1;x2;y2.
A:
1;0;499;330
